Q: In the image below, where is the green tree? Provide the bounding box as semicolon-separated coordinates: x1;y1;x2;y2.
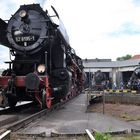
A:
116;54;132;61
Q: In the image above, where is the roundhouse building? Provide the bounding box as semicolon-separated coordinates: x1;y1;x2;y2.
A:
83;57;140;89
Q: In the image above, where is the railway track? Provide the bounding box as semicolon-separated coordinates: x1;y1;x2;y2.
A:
0;101;41;133
0;93;80;140
0;101;36;115
1;92;140;140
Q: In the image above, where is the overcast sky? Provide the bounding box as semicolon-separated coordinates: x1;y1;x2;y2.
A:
0;0;140;68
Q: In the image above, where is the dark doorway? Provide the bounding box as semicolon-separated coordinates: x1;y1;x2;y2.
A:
103;72;109;80
122;71;133;87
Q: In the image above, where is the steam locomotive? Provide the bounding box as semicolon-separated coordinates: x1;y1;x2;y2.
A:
127;66;140;90
0;4;85;108
92;70;107;90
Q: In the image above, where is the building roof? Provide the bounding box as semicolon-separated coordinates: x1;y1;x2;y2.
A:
129;54;140;60
83;59;140;68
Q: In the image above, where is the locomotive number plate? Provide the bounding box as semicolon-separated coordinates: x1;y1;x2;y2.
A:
15;36;35;42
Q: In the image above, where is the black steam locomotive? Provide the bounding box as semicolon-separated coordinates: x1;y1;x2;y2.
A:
127;66;140;90
0;4;85;108
92;70;107;90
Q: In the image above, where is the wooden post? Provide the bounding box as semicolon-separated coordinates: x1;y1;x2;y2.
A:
103;91;105;114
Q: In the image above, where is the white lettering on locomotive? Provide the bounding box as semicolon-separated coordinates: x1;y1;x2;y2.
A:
15;36;35;42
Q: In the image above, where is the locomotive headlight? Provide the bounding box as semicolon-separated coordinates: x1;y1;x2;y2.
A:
19;10;27;18
37;64;46;73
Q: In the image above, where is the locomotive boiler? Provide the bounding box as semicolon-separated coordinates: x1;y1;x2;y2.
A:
0;4;85;108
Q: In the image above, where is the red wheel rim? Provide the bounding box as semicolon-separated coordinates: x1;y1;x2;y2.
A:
46;89;52;108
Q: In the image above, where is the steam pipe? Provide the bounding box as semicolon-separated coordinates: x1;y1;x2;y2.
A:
45;51;48;74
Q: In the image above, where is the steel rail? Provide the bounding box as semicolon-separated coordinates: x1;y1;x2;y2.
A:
0;94;79;138
0;102;35;115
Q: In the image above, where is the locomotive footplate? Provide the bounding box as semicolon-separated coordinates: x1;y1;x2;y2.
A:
0;75;54;108
0;76;25;87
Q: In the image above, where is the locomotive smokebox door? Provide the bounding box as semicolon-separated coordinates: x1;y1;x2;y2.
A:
7;4;48;54
25;73;40;90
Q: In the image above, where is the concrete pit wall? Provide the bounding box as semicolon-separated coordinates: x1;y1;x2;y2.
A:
104;93;140;105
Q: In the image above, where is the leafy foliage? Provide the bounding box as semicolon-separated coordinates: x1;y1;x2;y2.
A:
116;54;132;61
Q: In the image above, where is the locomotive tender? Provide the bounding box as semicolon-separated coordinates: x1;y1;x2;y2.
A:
0;4;85;108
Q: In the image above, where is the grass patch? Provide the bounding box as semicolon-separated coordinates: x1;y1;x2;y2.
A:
95;132;111;140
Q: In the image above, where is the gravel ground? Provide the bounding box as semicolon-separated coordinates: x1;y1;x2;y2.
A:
87;103;140;121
